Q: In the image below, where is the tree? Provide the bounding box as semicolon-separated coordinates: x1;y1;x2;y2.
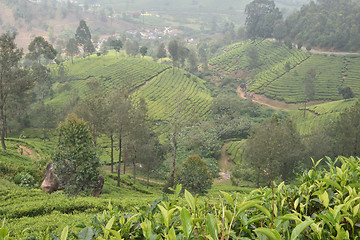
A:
245;0;282;39
27;37;57;104
74;78;107;146
124;39;139;57
273;20;287;42
327;100;360;157
339;86;355;100
139;46;148;58
104;89;131;177
110;39;123;55
168;39;179;71
27;36;57;65
137;135;164;188
243;116;304;187
53;115;100;196
175;154;212;195
0;32;31;153
186;49;198;73
156;43;167;61
75;20;94;56
30;103;57;141
125;98;149;185
84;40;96;56
66;38;79;63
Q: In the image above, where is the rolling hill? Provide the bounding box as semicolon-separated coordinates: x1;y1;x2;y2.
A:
50;52;213;140
210;39;360;103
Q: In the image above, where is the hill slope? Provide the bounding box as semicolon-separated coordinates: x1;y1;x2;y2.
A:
50;53;213;139
210;40;360;103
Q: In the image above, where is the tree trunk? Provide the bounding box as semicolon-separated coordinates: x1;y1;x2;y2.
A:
117;134;122;187
147;169;150;189
123;147;127;174
133;151;137;185
1;102;6;153
43;128;47;142
169;129;177;188
110;134;114;173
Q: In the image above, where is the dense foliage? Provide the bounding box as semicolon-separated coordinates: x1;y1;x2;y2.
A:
52;115;100;196
285;0;360;51
175;154;212;195
7;156;357;239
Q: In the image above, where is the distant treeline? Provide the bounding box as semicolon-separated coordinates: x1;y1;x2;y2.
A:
285;0;360;51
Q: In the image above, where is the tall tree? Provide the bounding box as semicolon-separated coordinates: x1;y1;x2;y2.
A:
66;38;79;63
74;78;106;146
168;39;179;72
126;98;148;185
243;116;304;186
245;0;282;39
0;32;31;153
75;20;94;56
27;36;57;104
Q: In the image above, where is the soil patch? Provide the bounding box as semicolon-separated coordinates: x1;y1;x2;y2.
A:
18;146;35;158
214;143;233;184
237;87;328;113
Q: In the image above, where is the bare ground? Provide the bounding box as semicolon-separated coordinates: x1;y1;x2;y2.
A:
214;143;233;184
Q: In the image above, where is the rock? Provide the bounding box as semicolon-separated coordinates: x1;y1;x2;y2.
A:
92;175;104;197
40;162;60;193
41;162;104;196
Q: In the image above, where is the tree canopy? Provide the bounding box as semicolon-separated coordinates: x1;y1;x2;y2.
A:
53;115;100;196
285;0;360;51
0;32;31;153
245;0;282;39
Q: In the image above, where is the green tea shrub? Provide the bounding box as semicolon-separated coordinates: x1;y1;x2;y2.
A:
13;172;35;188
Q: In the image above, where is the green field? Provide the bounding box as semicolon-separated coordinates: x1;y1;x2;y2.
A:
210;40;360;103
49;53;212;139
226;140;246;164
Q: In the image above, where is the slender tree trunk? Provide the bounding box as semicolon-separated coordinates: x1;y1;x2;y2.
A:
123;147;127;174
43;128;47;142
169;129;177;188
133;151;137;185
147;169;150;189
1;102;6;153
117;134;122;187
110;134;114;173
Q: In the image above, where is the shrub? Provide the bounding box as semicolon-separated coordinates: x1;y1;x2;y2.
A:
13;172;35;188
175;154;212;195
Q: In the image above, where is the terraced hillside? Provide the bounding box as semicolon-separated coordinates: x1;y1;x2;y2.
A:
225;99;359;162
51;54;212;138
226;140;246;164
210;40;360;103
133;68;212;137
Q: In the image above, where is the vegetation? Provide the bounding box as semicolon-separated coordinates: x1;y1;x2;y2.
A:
175;154;213;195
2;0;360;237
53;115;100;196
285;0;360;51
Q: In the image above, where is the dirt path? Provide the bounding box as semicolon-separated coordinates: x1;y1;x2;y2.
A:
237;87;326;116
214;143;233;184
18;146;35;158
